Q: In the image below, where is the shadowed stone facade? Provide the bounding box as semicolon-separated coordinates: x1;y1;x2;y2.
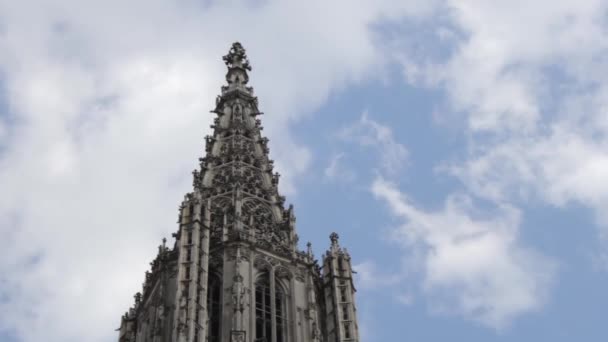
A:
117;42;360;342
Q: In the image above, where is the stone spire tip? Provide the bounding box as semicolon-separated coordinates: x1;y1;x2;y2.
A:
223;42;251;71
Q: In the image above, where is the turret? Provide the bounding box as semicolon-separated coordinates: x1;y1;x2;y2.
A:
322;233;360;342
171;193;211;342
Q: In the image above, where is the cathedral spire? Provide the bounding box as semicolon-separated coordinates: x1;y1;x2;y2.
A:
117;43;361;342
192;42;294;257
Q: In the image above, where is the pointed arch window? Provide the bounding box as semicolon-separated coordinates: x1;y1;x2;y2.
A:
255;274;272;342
255;272;288;342
275;283;286;342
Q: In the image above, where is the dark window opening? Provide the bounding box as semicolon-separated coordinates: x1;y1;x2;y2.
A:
207;274;222;342
255;275;272;342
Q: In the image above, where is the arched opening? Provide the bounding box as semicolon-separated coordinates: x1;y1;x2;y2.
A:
254;271;289;342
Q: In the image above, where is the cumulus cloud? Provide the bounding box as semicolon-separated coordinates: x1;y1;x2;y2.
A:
344;0;608;328
392;1;608;263
372;177;556;329
334;109;555;327
0;1;439;341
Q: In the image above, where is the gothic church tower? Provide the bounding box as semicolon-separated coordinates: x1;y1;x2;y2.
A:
117;43;360;342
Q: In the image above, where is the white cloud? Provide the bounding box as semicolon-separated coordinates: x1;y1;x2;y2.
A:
339;112;408;175
335;96;555;329
0;1;439;341
372;177;556;329
353;260;401;291
394;1;608;262
429;1;608;133
324;152;356;182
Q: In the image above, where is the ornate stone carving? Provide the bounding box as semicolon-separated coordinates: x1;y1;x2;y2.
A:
295;268;306;282
253;255;272;272
227;248;250;262
209;197;234;241
231;330;246;342
223;42;251;71
275;266;292;280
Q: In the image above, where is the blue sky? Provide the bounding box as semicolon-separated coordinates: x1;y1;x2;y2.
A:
1;1;608;341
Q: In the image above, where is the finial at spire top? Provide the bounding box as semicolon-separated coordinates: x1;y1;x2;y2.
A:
330;232;340;245
223;42;251;71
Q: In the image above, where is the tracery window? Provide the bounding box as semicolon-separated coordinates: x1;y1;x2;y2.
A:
255;275;272;342
255;273;287;342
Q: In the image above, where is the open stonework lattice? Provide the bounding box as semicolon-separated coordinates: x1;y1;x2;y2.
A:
117;42;361;342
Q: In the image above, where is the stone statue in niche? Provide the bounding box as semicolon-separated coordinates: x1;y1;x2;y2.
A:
231;277;248;313
155;304;165;335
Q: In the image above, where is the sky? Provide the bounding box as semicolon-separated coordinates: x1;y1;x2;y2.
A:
0;0;608;341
